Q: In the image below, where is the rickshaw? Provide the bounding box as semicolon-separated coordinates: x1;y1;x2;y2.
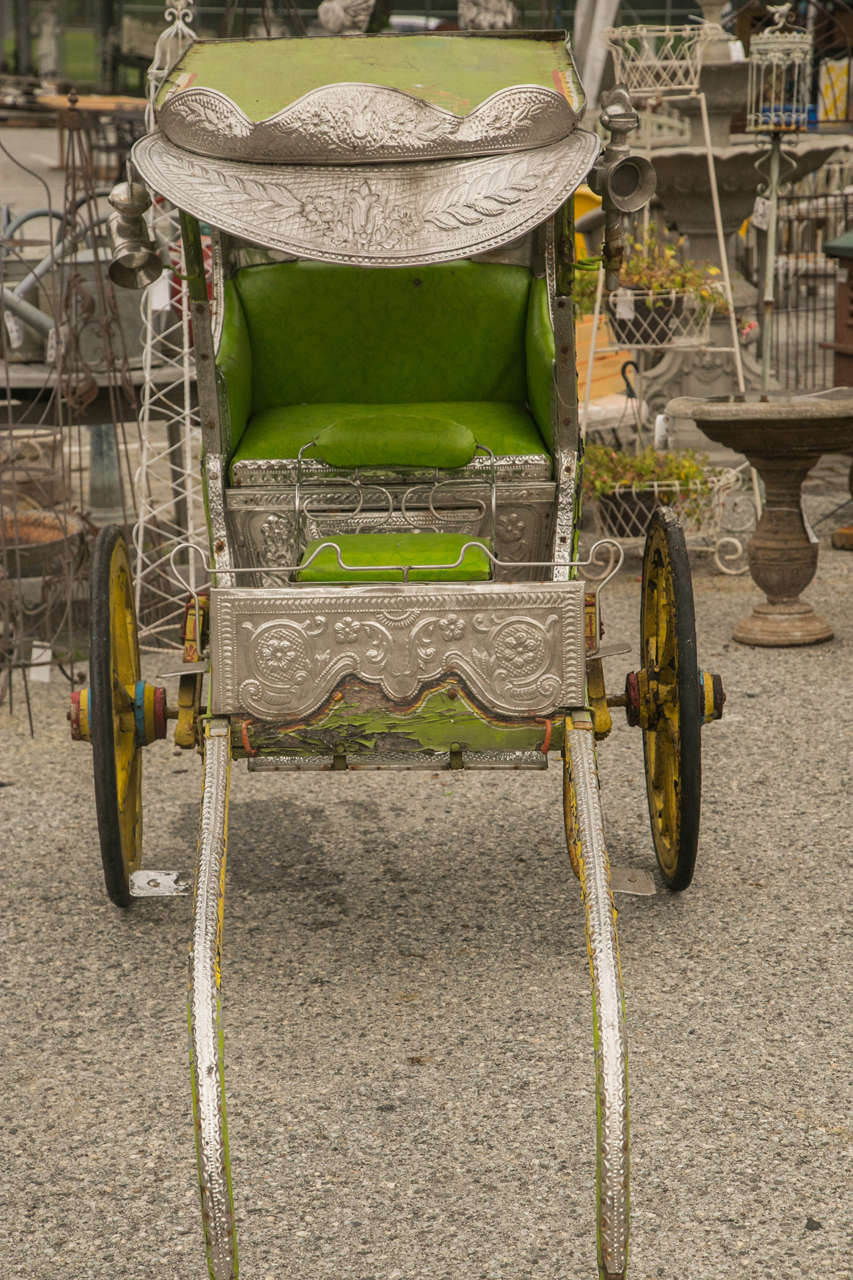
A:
69;28;724;1280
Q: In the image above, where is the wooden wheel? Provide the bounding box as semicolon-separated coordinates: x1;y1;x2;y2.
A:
637;508;701;891
89;526;142;907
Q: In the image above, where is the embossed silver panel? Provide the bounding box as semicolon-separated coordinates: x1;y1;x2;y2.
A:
225;482;555;585
131;130;600;266
230;453;552;487
159;83;578;165
210;582;586;719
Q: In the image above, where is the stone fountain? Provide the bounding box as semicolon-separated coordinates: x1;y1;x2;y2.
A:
668;394;853;645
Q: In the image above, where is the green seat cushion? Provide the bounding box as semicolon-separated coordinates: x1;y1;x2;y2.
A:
313;413;476;469
229;401;549;478
297;533;493;583
233;260;531;408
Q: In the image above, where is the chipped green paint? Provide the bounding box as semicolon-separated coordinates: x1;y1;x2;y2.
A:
231;683;565;759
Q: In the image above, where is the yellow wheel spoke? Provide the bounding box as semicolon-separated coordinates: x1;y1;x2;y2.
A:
90;528;144;905
639;511;700;891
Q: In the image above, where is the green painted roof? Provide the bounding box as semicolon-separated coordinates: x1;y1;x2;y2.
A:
158;32;583;119
824;229;853;260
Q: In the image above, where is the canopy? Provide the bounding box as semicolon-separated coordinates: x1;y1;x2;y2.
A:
133;32;599;266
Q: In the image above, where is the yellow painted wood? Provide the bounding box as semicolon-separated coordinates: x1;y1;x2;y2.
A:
108;539;142;878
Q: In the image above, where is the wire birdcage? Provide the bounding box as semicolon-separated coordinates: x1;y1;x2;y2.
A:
602;24;720;97
746;24;814;133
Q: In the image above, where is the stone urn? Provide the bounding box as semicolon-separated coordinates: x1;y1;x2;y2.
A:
667;394;853;645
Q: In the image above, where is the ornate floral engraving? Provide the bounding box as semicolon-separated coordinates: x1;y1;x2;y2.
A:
231;454;554;487
158;83;578;165
253;624;311;685
211;584;585;719
496;507;537;562
131;131;600;266
258;513;298;564
494;620;547;675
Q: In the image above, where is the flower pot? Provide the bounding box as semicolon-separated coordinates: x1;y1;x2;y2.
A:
607;288;685;347
1;509;85;578
596;487;661;538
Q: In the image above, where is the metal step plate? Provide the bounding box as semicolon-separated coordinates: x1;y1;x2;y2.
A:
129;870;191;897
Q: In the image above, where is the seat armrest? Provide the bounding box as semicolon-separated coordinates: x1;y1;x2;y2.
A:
526;275;555;450
217;278;253;451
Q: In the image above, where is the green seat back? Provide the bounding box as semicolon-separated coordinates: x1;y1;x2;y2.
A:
217;261;556;458
236;260;529;404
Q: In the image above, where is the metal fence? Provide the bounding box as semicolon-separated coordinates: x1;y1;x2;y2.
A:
736;157;853;393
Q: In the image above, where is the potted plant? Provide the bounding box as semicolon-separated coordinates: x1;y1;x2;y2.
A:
608;225;723;347
582;442;716;538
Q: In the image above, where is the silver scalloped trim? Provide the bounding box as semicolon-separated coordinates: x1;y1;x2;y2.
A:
159;82;579;165
131;130;599;267
230;454;553;487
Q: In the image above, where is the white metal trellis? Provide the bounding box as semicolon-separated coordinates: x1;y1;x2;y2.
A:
132;202;205;649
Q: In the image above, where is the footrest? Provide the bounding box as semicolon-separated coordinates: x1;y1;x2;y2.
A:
210;580;587;719
297;533;493;583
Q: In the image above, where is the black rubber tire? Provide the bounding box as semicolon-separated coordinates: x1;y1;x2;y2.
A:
90;526;142;907
640;507;702;891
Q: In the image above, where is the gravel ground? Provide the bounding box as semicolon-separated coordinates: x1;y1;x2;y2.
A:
2;528;852;1280
2;117;851;1280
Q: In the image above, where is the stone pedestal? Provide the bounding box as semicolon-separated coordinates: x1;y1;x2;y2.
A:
667;395;853;646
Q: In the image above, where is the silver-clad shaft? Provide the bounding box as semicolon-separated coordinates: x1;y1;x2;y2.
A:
566;725;629;1280
189;721;237;1280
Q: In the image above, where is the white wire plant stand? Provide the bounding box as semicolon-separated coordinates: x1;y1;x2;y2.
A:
582;20;746;433
606;285;716;348
605;23;717;97
587;464;754;577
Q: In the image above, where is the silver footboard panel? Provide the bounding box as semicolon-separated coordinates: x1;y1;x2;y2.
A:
210;581;587;720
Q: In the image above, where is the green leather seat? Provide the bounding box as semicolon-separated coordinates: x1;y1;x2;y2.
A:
217;260;555;481
230;401;545;473
297;533;493;583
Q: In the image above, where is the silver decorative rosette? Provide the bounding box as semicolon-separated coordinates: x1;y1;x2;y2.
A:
158;83;579;165
210;583;586;719
131;129;599;266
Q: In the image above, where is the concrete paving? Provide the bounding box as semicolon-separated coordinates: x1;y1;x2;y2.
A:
1;530;852;1280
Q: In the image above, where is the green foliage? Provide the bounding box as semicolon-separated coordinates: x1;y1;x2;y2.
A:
620;224;723;307
582;443;713;499
61;29;98;87
573;264;602;317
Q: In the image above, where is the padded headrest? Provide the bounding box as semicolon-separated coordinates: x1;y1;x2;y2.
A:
312;414;477;470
